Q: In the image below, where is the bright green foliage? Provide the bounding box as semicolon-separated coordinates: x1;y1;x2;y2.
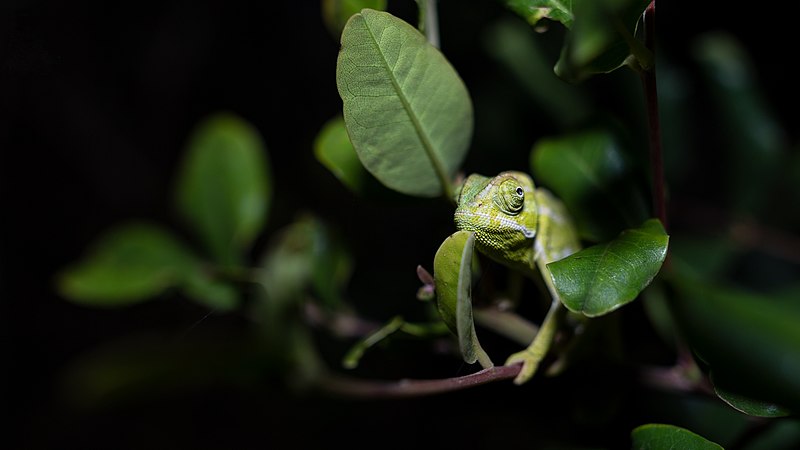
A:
314;115;369;193
322;0;386;37
631;424;724;450
531;129;648;242
336;9;473;198
548;219;668;317
175;112;271;266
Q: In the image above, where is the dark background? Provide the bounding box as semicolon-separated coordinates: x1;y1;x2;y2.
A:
3;1;797;449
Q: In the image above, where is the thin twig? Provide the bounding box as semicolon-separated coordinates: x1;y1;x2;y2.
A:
317;363;522;398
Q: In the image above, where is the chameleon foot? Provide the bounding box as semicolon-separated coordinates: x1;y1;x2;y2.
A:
505;349;544;385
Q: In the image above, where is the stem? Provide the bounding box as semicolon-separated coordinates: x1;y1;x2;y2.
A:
473;308;538;346
417;0;440;49
640;1;667;230
317;364;522;398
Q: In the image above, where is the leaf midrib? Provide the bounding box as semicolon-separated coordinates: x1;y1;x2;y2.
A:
362;15;453;199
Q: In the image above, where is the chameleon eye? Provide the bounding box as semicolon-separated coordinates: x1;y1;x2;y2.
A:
494;179;525;214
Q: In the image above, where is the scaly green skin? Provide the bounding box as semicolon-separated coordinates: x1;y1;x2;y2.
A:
454;171;581;384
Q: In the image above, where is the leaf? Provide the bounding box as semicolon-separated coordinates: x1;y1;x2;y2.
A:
483;18;589;128
175;112;271;266
712;378;790;418
631;424;724;450
322;0;387;38
182;271;239;311
433;231;492;367
554;0;651;83
692;33;785;215
57;223;198;307
670;274;800;412
501;0;576;28
336;9;473;198
531;129;648;242
314;115;370;193
548;219;668;317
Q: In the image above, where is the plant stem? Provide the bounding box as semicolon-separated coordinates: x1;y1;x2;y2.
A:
417;0;440;49
640;0;667;230
317;364;522;398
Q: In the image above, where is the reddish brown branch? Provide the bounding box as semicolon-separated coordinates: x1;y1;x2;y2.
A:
317;364;522;398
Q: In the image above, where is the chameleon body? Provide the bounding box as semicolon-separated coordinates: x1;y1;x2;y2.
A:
454;171;581;384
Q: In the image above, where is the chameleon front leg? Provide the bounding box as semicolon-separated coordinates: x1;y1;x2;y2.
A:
505;188;580;384
505;299;565;385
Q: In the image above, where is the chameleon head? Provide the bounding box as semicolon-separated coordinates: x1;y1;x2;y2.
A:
454;171;539;266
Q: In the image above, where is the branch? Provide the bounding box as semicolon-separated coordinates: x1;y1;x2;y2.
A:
640;0;667;230
317;364;522;398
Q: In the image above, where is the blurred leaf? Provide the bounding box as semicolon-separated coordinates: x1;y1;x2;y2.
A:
641;281;676;349
58;223;197;307
531;129;648;242
670;274;800;412
322;0;387;38
501;0;575;28
548;219;668;317
483;18;589;128
712;374;790;418
631;423;724;450
740;420;800;450
314;115;369;194
175;112;271;266
554;0;651;83
182;271;239;311
59;333;264;409
669;234;740;281
336;9;473;197
693;33;785;214
434;230;492;367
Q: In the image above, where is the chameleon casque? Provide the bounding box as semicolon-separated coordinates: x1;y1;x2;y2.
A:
453;170;581;384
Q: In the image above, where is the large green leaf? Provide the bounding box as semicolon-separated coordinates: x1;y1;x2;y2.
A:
670;274;800;412
175;112;271;266
631;424;723;450
336;9;473;198
57;223;198;307
433;230;492;367
712;378;790;418
548;219;668;317
531;129;648;242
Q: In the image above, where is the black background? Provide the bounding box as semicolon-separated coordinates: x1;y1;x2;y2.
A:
3;1;797;448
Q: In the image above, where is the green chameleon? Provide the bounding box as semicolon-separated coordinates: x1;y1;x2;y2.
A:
453;170;581;385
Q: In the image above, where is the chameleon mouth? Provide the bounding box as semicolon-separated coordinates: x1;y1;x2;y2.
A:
454;209;536;239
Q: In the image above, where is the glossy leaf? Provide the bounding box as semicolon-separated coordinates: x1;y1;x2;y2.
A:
175;112;271;266
502;0;575;28
322;0;387;37
314;115;369;193
57;223;198;307
531;129;648;242
554;0;651;83
336;9;473;197
631;424;723;450
433;230;492;367
548;219;668;317
712;379;790;418
670;275;800;412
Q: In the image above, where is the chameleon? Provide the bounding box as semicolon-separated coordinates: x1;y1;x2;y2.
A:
453;170;581;384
